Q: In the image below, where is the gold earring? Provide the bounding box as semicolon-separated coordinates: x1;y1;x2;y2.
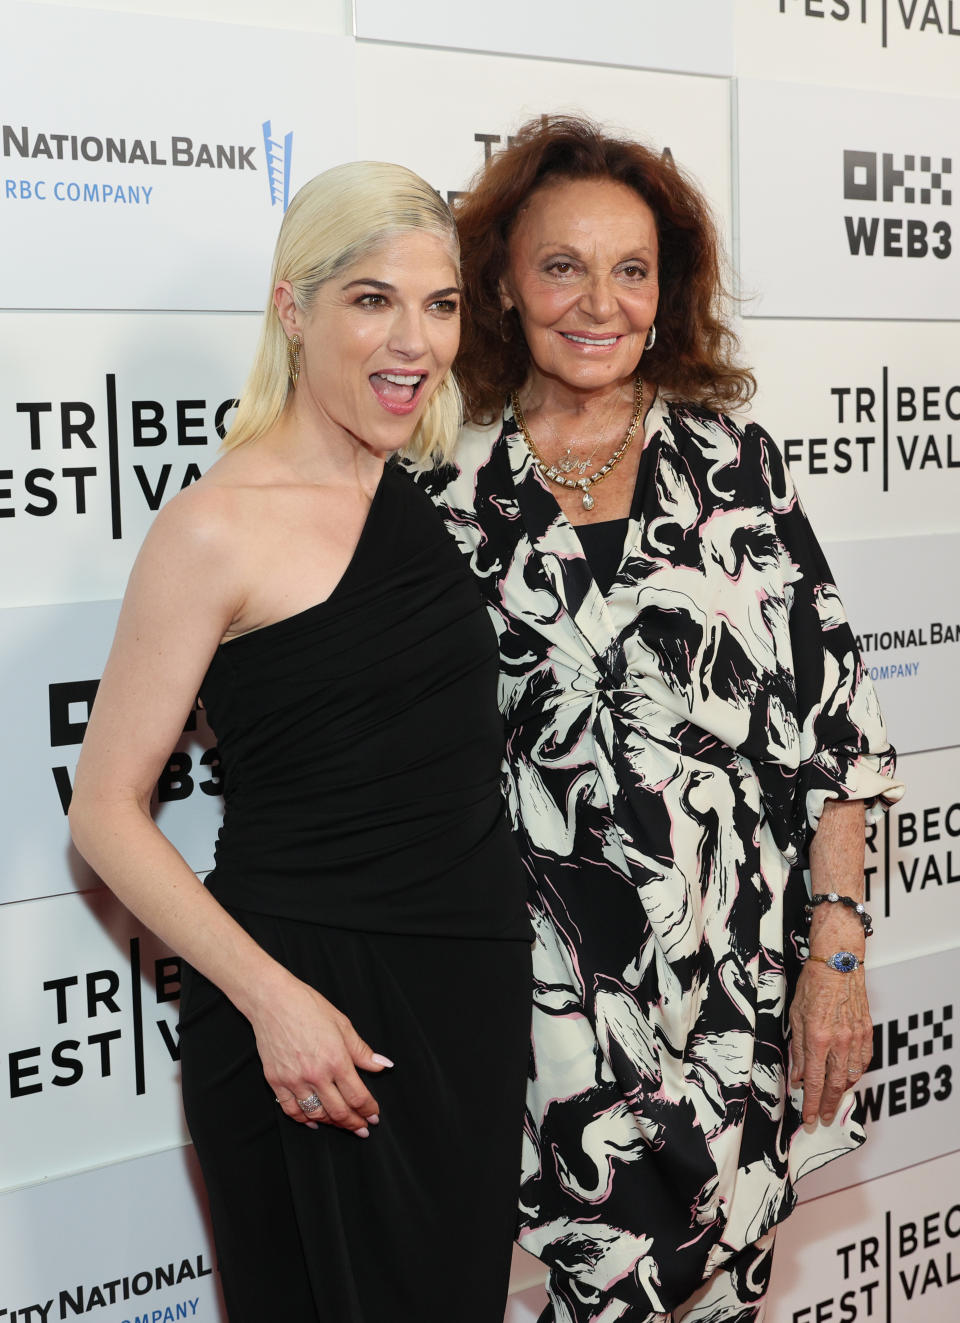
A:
287;333;302;388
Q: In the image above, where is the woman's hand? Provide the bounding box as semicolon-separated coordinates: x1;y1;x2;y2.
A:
248;972;394;1136
792;796;873;1127
789;962;872;1127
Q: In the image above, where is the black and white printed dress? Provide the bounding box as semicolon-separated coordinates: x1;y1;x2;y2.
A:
412;396;902;1321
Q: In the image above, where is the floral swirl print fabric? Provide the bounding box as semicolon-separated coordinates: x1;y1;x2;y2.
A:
409;396;901;1320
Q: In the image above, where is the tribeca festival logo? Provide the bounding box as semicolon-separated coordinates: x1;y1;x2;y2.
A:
843;148;952;259
4;939;182;1103
790;1194;960;1321
450;127;676;207
781;372;960;489
865;789;960;919
1;120;293;210
776;0;960;50
1;376;238;536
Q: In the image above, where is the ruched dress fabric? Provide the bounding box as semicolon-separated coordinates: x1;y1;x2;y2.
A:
179;462;532;1323
410;397;903;1322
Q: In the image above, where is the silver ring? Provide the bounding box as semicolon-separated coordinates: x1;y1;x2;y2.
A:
296;1093;323;1114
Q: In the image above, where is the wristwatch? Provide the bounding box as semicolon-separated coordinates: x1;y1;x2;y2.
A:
807;951;863;973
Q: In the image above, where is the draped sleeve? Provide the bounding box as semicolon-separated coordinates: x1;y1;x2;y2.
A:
746;419;903;865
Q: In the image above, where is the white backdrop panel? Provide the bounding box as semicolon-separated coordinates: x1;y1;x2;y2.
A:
1;4;355;310
0;599;224;906
0;889;188;1190
769;1148;960;1320
793;945;957;1201
0;311;257;607
355;43;732;238
28;0;347;29
0;1142;225;1320
355;0;734;76
735;0;960;98
822;534;960;756
737;79;959;318
739;318;960;542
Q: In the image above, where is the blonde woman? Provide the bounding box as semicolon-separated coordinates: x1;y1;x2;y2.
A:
69;162;532;1323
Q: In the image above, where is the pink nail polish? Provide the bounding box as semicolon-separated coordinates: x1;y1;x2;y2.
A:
355;1126;370;1139
306;1122;320;1131
372;1054;395;1068
366;1114;380;1125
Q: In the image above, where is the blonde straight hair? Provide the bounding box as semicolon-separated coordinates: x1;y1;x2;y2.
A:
225;160;462;464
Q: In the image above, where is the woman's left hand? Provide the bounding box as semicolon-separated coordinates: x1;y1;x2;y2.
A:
788;962;873;1127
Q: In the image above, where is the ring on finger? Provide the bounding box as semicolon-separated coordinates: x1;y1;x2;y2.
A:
296;1092;323;1115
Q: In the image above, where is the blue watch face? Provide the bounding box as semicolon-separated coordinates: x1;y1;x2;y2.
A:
828;951;859;973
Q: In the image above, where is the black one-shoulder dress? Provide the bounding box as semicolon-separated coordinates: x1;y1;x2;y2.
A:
179;463;532;1323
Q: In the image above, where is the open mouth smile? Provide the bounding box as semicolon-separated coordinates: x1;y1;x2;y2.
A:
560;332;622;348
369;371;428;415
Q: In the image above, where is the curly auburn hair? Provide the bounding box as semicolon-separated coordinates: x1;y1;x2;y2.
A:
454;115;754;424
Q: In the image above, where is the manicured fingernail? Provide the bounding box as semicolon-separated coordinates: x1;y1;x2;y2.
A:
366;1114;380;1125
372;1054;395;1068
823;1113;835;1126
306;1122;319;1131
354;1126;370;1139
803;1118;817;1133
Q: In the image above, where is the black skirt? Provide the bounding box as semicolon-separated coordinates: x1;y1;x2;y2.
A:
180;908;532;1323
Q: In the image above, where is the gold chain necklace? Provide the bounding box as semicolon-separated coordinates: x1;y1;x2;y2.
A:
546;387;623;476
511;376;644;511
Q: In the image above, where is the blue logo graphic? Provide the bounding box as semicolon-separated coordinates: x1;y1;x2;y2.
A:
262;120;293;210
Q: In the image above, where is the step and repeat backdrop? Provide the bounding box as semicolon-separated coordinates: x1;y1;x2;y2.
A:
1;1;957;1319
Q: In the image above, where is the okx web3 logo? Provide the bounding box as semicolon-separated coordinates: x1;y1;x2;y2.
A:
843;149;952;258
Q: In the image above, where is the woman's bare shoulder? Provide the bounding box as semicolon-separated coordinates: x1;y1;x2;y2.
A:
144;447;275;559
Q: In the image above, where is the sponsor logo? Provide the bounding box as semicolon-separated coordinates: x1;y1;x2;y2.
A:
851;620;960;683
776;0;960;50
1;120;294;211
1;375;238;537
445;128;675;205
262;120;293;209
0;1255;213;1323
781;373;960;490
48;680;221;817
859;1003;954;1120
788;1198;960;1321
843;149;952;259
4;940;181;1101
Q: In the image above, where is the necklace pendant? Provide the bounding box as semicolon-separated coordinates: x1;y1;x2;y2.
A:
582;490;595;511
559;456;575;474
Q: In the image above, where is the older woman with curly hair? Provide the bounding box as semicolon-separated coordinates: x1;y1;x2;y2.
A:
412;118;902;1323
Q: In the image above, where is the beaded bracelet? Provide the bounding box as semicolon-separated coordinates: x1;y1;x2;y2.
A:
805;892;874;937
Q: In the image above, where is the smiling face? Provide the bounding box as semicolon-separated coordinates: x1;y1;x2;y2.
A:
500;176;659;396
278;229;461;454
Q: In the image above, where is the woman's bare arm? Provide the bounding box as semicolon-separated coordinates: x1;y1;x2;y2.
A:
69;486;388;1134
